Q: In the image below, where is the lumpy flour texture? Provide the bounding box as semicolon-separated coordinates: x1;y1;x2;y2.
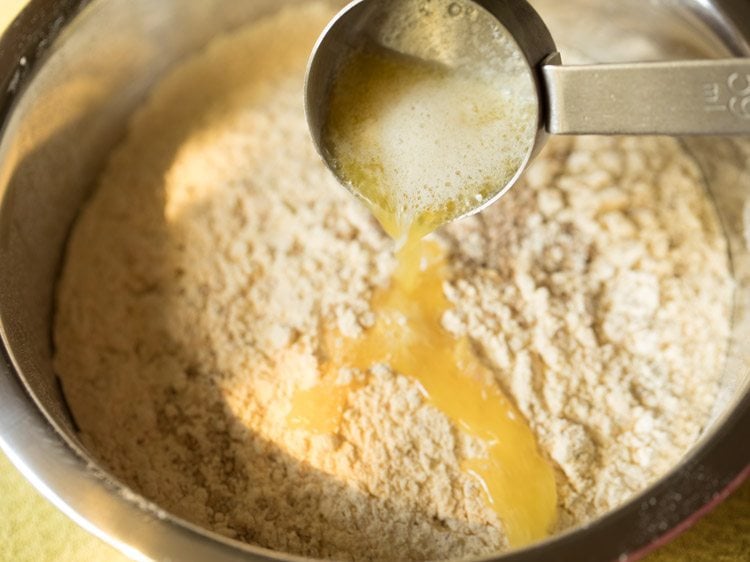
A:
54;4;734;561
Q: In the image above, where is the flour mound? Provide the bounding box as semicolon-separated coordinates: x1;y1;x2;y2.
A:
54;3;733;561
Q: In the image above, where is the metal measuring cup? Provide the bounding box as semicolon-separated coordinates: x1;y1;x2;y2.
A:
305;0;750;222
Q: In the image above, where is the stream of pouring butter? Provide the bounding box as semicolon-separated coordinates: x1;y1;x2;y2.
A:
289;46;556;546
290;236;557;546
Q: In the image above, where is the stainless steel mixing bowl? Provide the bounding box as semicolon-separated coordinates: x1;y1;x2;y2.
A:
0;1;748;561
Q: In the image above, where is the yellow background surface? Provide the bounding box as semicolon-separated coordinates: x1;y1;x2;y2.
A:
0;1;747;561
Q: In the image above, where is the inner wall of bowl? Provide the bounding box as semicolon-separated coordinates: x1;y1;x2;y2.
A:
0;0;748;476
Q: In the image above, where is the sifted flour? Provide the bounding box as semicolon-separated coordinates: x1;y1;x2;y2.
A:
54;3;734;561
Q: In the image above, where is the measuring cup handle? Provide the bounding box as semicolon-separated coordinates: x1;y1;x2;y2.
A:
542;58;750;135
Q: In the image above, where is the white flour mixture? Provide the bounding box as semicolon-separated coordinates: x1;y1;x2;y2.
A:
54;3;733;561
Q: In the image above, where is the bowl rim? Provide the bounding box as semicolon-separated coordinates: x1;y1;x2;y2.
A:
0;1;748;561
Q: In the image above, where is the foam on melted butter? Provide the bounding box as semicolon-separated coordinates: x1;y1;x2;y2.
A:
290;238;557;546
323;47;536;237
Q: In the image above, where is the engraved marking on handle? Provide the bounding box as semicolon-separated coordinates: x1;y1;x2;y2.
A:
704;72;750;119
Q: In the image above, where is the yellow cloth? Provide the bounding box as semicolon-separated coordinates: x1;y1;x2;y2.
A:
0;1;747;561
0;452;127;562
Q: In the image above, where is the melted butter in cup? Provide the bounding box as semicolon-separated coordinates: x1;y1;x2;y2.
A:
323;44;537;242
